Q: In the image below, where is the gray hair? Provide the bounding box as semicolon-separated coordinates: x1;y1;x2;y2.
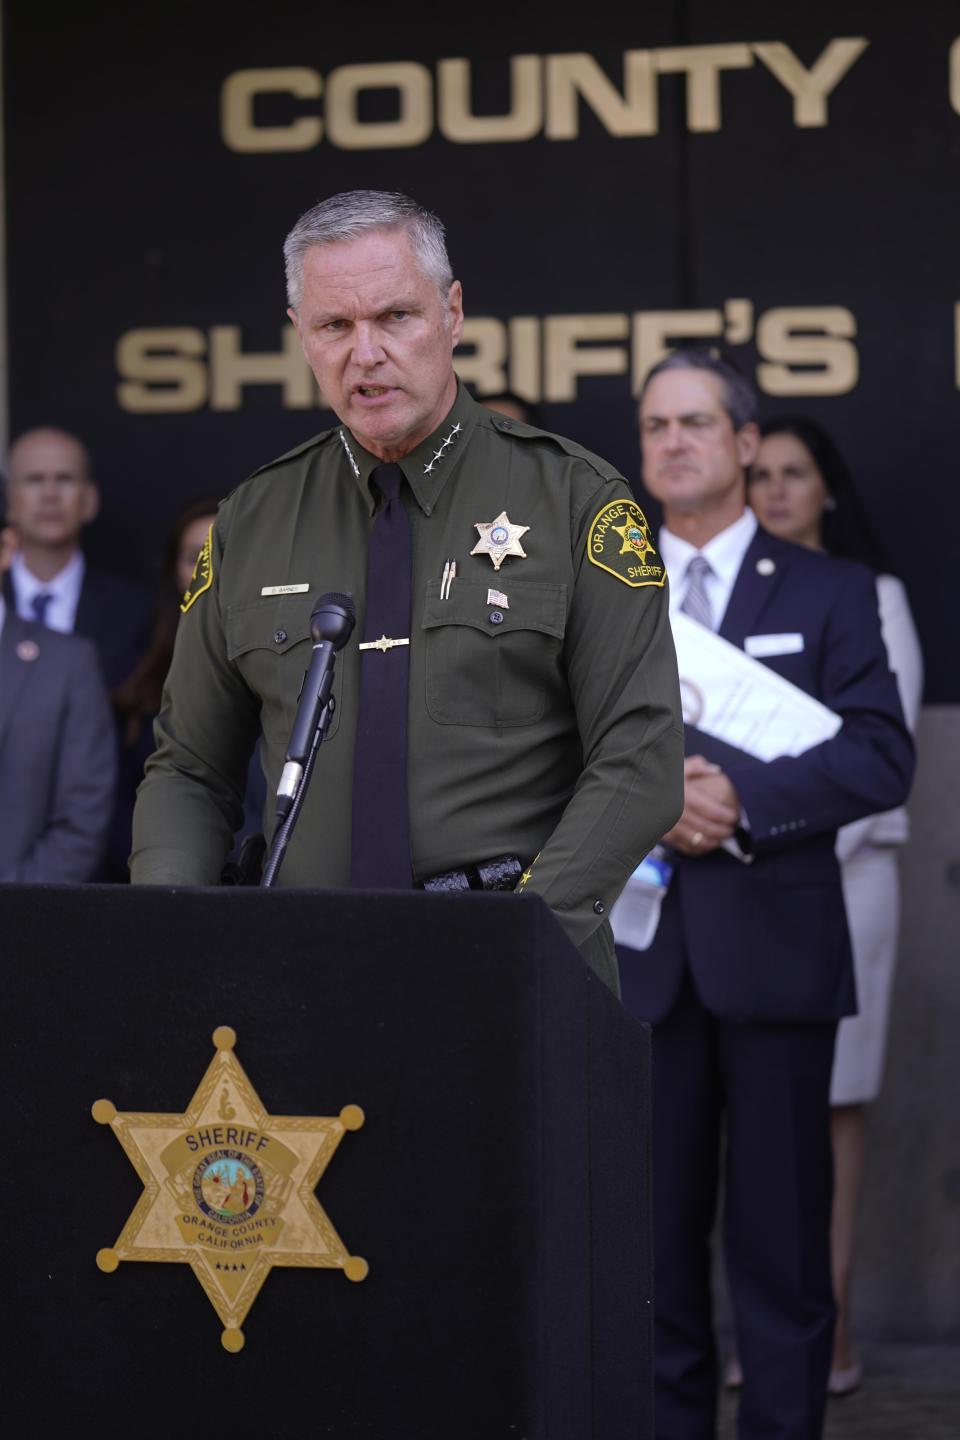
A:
283;190;454;310
639;348;758;432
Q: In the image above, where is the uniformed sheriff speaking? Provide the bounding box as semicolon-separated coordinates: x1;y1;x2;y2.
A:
130;190;684;990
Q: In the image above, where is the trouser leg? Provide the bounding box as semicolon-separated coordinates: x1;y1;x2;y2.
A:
720;1019;837;1440
649;977;723;1440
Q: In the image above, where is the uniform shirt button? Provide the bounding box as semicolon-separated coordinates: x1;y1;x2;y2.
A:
499;419;514;430
274;629;287;645
488;610;504;625
593;899;605;915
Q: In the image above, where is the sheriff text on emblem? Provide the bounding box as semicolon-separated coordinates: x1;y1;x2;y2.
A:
586;499;666;588
93;1025;367;1352
471;511;530;571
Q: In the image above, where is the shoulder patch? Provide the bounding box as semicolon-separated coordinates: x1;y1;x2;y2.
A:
180;524;214;612
586;499;666;588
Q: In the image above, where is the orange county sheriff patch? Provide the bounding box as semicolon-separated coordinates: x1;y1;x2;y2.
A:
180;523;214;612
93;1025;367;1352
587;499;666;588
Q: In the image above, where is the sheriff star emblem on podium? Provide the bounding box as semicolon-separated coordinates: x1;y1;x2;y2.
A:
471;511;529;571
93;1026;367;1352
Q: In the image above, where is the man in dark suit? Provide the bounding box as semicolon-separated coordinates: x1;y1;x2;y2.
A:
618;351;914;1440
0;499;117;882
2;427;152;688
2;428;153;876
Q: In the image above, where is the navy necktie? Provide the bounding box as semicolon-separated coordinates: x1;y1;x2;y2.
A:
349;463;412;888
31;592;54;626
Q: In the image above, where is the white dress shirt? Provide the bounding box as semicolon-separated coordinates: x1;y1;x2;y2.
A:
660;509;758;631
11;549;86;632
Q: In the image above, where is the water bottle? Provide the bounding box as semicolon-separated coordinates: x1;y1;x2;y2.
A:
610;845;674;951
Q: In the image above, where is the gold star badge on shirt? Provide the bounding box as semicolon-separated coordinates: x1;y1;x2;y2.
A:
93;1025;367;1352
471;511;530;571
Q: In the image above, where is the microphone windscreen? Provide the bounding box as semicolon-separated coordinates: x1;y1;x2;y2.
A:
310;592;356;647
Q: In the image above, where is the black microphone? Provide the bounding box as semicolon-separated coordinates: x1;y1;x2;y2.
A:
275;592;356;818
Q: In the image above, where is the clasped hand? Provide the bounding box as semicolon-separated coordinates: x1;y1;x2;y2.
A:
663;755;740;856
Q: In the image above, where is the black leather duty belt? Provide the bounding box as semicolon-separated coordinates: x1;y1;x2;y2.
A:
422;854;523;894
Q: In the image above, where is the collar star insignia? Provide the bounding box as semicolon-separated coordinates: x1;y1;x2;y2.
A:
338;428;361;479
93;1026;367;1352
471;510;530;571
613;516;656;562
423;421;462;475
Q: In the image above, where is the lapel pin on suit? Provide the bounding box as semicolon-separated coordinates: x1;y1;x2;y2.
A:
16;639;40;662
756;558;776;576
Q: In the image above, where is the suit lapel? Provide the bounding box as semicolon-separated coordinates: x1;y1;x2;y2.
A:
74;569;96;640
1;570;16;612
0;615;37;753
719;527;791;648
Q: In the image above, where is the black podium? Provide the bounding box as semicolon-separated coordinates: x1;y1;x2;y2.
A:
2;885;652;1439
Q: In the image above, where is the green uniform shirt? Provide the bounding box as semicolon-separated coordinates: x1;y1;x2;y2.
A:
131;384;683;989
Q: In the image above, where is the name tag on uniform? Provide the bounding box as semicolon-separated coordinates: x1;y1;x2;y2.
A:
261;584;310;596
744;632;804;658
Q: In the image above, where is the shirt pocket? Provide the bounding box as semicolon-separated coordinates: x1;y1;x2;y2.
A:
422;578;566;727
224;594;341;741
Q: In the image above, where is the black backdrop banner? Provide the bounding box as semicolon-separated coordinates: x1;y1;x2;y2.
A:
4;1;958;699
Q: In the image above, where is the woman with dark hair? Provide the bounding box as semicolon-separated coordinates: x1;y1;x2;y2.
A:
747;416;923;1395
114;496;265;868
113;497;220;750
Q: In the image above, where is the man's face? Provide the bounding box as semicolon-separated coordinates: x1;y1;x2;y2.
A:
288;228;464;462
639;368;758;518
7;430;99;549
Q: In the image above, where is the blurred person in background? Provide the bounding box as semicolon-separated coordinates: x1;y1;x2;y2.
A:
747;415;923;1395
3;427;153;694
2;427;153;877
0;484;116;881
619;350;913;1440
114;497;265;866
114;497;221;757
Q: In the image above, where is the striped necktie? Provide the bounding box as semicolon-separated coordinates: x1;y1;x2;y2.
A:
679;555;715;630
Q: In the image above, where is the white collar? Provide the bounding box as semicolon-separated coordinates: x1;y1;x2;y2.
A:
660;509;757;591
12;547;85;598
11;549;86;631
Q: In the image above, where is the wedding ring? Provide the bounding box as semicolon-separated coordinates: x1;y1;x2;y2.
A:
691;830;704;848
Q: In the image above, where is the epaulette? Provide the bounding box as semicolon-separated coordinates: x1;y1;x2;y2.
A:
219;427;340;505
483;411;622;482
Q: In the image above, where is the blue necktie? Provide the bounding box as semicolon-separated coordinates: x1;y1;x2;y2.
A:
31;592;54;626
349;464;412;888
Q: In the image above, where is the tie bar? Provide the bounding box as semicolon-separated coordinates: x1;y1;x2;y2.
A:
358;635;410;653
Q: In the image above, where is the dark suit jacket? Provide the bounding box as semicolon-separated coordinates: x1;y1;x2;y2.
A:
3;564;153;878
630;526;915;1025
0;612;117;882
